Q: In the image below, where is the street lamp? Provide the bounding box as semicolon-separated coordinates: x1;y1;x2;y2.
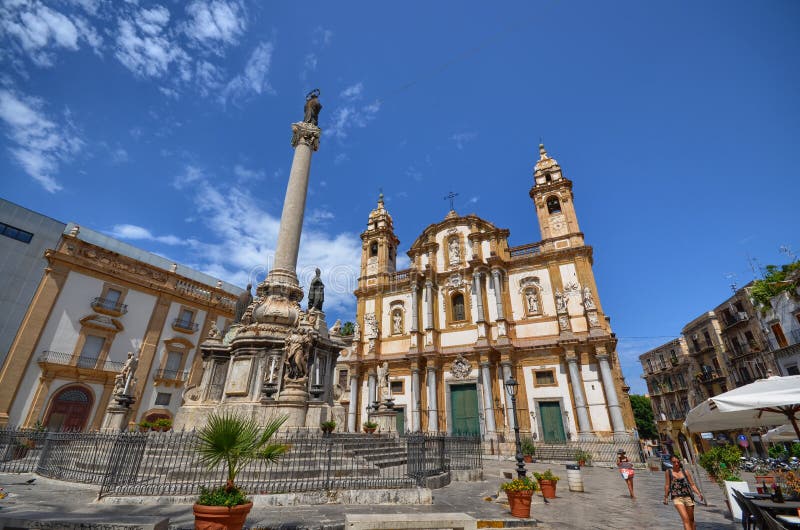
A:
504;375;527;478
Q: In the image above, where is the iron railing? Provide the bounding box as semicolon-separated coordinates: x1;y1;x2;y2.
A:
529;438;646;467
154;368;189;382
90;297;128;314
172;318;199;332
0;428;481;498
38;350;125;372
509;243;541;258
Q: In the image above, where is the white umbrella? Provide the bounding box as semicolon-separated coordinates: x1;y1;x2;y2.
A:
762;423;800;443
684;375;800;439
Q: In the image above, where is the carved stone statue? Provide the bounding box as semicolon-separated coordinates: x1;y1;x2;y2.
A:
207;322;222;340
303;89;322;126
392;311;402;335
525;290;539;314
112;373;125;396
555;289;568;313
308;268;324;311
449;238;460;264
352;321;361;340
234;284;253;324
582;286;596;310
120;352;138;395
284;330;311;380
377;361;389;399
329;319;342;335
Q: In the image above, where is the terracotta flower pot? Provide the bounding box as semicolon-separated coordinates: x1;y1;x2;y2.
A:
506;490;533;518
538;479;557;499
578;460;585;467
523;455;533;463
193;501;252;530
364;427;376;434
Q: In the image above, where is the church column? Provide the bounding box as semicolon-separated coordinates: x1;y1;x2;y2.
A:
411;362;421;432
500;360;515;430
473;272;485;322
491;269;504;318
426;365;439;432
410;285;419;332
424;281;434;330
348;366;359;432
480;361;496;434
564;347;593;439
596;345;627;436
367;368;377;411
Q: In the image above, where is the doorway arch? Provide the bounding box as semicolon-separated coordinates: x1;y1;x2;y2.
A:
43;385;93;431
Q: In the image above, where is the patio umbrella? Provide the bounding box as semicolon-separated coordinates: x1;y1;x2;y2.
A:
684;375;800;439
762;423;800;443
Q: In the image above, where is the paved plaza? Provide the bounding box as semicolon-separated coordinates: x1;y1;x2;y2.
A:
0;458;739;529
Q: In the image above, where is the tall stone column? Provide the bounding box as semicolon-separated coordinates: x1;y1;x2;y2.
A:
411;364;421;432
480;361;496;435
424;281;434;330
263;121;321;299
348;367;359;432
426;366;438;432
473;273;485;322
596;346;627;436
501;360;515;430
367;369;377;411
565;348;593;439
410;286;419;332
491;269;507;335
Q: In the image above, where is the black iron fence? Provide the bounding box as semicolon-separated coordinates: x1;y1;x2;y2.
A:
530;438;646;466
0;428;482;498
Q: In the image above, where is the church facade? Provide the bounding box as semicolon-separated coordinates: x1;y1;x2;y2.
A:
340;145;635;441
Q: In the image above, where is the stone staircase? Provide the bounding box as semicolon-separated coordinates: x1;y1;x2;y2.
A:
530;443;578;463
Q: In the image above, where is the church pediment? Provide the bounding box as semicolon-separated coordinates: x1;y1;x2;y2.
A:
408;214;507;255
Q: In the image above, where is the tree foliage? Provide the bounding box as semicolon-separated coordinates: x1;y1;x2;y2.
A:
629;394;658;440
340;321;355;336
750;262;800;308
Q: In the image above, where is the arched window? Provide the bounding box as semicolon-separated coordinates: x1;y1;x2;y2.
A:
545;173;552;183
546;196;561;214
452;292;466;321
370;242;378;257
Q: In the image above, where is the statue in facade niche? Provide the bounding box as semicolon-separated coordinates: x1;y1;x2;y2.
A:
233;284;252;324
555;289;568;313
308;268;324;311
377;361;390;399
392;311;402;335
449;238;460;264
303;89;322;125
525;290;539;314
582;286;596;310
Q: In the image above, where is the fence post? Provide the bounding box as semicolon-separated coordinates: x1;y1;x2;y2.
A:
323;432;333;491
35;432;55;476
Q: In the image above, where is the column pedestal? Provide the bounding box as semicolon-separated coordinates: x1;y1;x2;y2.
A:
101;400;133;433
372;408;398;434
274;380;310;428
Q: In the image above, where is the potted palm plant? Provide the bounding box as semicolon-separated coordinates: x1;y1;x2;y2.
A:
500;475;538;518
193;412;289;530
533;469;560;499
573;448;592;467
363;420;378;434
320;420;336;434
520;437;536;463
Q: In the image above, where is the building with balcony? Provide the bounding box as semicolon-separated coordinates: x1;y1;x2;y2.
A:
0;223;243;431
682;311;730;398
713;284;775;385
639;338;698;459
758;269;800;376
341;144;636;441
0;199;66;369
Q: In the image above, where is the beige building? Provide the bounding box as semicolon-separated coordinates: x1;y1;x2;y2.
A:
0;224;241;430
340;144;635;441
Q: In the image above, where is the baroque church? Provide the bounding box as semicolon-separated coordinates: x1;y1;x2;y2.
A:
339;144;636;441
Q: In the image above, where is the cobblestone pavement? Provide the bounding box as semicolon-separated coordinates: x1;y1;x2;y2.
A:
0;460;738;529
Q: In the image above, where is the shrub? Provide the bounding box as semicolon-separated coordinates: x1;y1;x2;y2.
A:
791;442;800;458
769;445;788;459
698;444;742;483
154;418;172;431
500;476;538;493
320;420;336;430
533;469;560;482
520;437;536;456
363;420;378;429
197;485;248;508
574;449;592;463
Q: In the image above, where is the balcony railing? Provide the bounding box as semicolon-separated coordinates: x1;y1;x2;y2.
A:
155;368;188;382
509;243;542;258
172;318;199;332
723;312;749;329
90;297;128;315
38;350;125;372
698;370;726;383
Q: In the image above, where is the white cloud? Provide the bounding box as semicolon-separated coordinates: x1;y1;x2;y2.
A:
0;1;102;66
312;26;333;47
221;41;274;104
327;98;381;140
0;89;82;192
111;147;128;164
172;164;204;189
114;5;190;79
109;223;184;246
333;152;348;165
339;82;363;101
405;165;422;182
307;208;334;225
450;131;477;150
184;0;246;47
233;163;264;181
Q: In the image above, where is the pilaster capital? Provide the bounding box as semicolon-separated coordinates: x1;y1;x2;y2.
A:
290;121;321;151
594;344;608;357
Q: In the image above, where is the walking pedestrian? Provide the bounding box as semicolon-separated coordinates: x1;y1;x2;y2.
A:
663;454;703;530
616;449;635;498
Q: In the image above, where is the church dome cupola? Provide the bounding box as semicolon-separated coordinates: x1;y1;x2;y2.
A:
533;143;563;186
359;193;400;283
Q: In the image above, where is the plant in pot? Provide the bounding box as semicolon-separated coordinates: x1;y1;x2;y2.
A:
194;412;289;530
500;475;538;518
533;469;560;499
698;444;746;521
153;418;173;432
363;420;378;434
320;420;336;434
138;419;153;432
574;449;592;467
520;437;536;463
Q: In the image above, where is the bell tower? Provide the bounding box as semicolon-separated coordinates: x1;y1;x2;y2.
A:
529;143;584;247
358;193;400;288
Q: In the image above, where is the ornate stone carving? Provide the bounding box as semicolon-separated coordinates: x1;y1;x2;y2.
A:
307;268;324;311
582;287;596;311
450;354;472;380
329;319;342;335
558;314;571;331
587;312;600;327
445;273;467;291
284;329;311;381
555;289;568;314
364;313;379;339
392;310;403;335
377;361;389;399
448;237;460;266
234;284;252;323
352;321;361;340
518;276;541;291
291;121;321;151
207;322;222;341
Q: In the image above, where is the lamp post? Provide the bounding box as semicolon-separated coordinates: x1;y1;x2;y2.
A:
504;375;527;478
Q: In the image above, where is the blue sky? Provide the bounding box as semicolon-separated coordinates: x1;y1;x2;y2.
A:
1;1;798;394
